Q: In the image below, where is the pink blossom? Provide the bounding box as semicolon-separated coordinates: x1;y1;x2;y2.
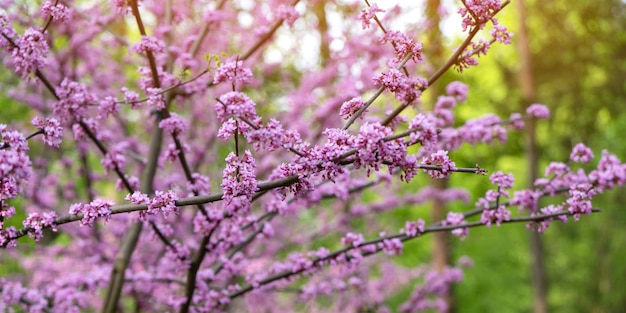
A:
121;87;140;109
31;116;63;148
150;190;179;218
246;119;287;151
0;126;31;200
69;199;114;227
341;232;365;247
54;79;95;122
409;114;439;149
381;30;423;63
379;238;403;256
359;3;385;29
373;70;425;104
491;24;512;44
10;28;48;79
445;81;469;102
339;97;366;120
276;5;300;27
97;96;120;119
509;113;524;130
489;171;514;189
526;103;550;119
125;191;150;205
570;143;594;163
458;0;503;31
458;114;507;144
221;150;258;206
213;60;253;85
215;91;258;123
133;35;165;54
511;189;540;212
187;173;211;195
22;211;57;242
101;142;128;174
421;150;457;179
159;113;188;135
442;212;468;240
403;219;425;237
480;205;511;227
146;87;165;110
41;1;72;23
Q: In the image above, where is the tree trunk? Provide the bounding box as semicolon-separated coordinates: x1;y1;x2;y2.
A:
516;1;549;312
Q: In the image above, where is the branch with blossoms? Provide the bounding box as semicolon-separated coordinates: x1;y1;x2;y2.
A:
1;0;625;312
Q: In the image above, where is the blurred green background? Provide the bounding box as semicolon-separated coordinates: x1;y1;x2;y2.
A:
426;0;626;312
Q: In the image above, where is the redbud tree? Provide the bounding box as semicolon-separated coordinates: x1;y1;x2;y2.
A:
0;0;623;312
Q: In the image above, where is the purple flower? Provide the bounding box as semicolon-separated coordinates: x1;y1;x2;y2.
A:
339;97;366;120
31;116;63;148
146;87;165;110
480;205;511;227
133;35;165;54
358;3;385;29
150;190;179;218
526;103;550;119
491;24;512;44
570;143;594;163
379;238;403;256
445;81;469;103
511;189;540;212
509;113;524;130
403;219;426;237
221;150;258;207
69;199;114;227
380;30;423;63
489;171;514;189
159;113;188;136
54;79;95;122
22;211;57;242
10;28;49;79
213;60;253;85
341;232;365;247
41;1;72;23
246;119;288;152
421;150;457;179
442;212;468;240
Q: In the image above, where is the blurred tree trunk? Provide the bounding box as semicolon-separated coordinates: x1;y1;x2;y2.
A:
516;1;548;313
426;0;454;311
312;1;330;67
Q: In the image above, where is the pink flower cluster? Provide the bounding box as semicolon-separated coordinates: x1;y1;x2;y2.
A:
41;1;72;23
221;150;258;208
159;113;189;136
215;91;259;140
213;60;253;85
442;212;468;240
69;199;114;227
22;211;57;242
421;150;457;179
358;3;385;29
133;35;166;54
54;78;95;123
0;125;31;201
400;267;464;313
458;0;503;31
373;69;427;104
381;30;424;64
126;190;179;220
246;119;302;152
8;28;49;79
